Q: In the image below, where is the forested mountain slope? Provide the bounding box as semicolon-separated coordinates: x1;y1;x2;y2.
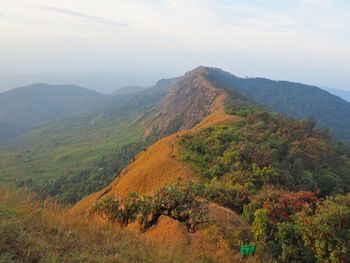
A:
205;67;350;143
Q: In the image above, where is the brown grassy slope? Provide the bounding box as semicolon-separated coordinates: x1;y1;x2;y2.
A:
68;78;247;262
71;87;239;216
0;185;205;263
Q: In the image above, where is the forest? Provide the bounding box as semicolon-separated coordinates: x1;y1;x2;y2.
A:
175;108;350;262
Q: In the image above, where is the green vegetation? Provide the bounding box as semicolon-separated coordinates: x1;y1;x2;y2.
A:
0;83;169;204
33;139;150;204
179;109;350;262
240;189;350;262
180;111;350;199
0;115;144;204
91;180;208;233
297;194;350;262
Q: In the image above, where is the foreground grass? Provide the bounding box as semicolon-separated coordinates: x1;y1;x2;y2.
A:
0;185;274;263
0;185;202;263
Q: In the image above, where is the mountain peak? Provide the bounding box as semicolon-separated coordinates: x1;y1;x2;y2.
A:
144;66;229;138
184;66;209;76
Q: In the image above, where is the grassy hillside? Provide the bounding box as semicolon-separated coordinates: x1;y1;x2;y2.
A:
0;185;218;263
0;82;173;204
205;67;350;143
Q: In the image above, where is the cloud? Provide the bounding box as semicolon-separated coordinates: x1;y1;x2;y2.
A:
36;5;128;28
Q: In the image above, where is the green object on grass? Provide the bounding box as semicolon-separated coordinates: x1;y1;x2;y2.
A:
239;245;256;256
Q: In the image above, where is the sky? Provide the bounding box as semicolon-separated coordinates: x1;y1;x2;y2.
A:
0;0;349;89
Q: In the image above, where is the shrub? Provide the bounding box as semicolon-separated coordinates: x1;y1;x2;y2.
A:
90;192;141;227
90;180;208;233
204;178;250;213
140;181;208;232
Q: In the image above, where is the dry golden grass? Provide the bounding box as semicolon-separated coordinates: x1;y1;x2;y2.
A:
70;130;197;216
3;185;247;262
192;111;241;132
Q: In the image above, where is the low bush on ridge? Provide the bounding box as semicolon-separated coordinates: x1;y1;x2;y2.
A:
90;180;208;233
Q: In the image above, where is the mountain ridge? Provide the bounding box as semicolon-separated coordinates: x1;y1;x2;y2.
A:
2;66;350;262
71;69;240;214
145;67;229;138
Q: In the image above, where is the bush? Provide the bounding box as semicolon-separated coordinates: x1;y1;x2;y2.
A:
141;181;208;232
90;192;142;227
204;178;250;213
90;180;208;233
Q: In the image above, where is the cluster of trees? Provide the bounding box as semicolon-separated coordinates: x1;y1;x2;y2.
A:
90;180;208;233
179;110;350;262
242;188;350;262
180;110;350;198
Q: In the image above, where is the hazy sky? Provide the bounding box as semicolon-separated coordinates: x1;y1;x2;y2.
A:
1;0;349;89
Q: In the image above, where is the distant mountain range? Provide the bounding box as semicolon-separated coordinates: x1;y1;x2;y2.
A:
322;87;350;102
1;67;350;143
0;84;103;139
0;72;161;94
0;79;177;141
113;85;148;95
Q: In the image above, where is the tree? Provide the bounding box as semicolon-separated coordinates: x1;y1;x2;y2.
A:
90;181;208;233
276;222;315;263
263;192;318;225
139;180;208;232
252;208;269;242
